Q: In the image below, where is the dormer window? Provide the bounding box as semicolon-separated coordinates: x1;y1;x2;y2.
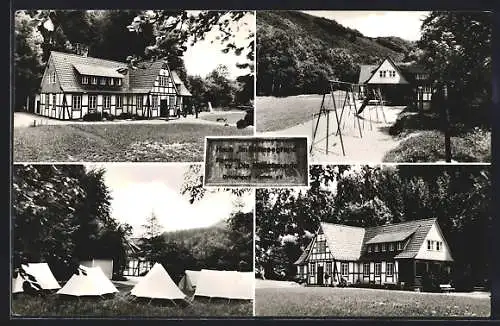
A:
100;77;106;85
381;243;386;252
109;78;114;86
49;72;56;84
91;77;97;85
82;76;89;84
397;241;403;250
117;78;122;86
388;243;394;251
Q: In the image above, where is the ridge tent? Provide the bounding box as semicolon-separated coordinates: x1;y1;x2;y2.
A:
194;269;253;300
57;265;118;297
178;270;202;293
12;263;61;294
130;263;186;301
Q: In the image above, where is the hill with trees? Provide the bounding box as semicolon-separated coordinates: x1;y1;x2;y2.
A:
256;10;416;96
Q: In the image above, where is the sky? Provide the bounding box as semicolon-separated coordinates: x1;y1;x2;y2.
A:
86;163;254;237
183;11;255;80
301;11;430;41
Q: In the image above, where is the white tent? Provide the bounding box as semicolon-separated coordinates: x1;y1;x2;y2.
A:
57;265;118;297
80;259;113;279
178;270;202;293
194;269;254;300
130;263;186;300
12;263;61;293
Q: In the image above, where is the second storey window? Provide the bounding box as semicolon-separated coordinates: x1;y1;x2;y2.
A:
436;241;443;251
100;77;106;85
72;95;82;110
109;78;114;86
397;241;403;250
386;262;394;276
49;72;56;84
427;240;434;251
116;78;122;86
81;76;89;84
89;95;97;110
388;243;394;251
91;77;97;85
136;95;143;110
116;95;122;108
390;70;396;77
374;244;379;252
381;243;386;252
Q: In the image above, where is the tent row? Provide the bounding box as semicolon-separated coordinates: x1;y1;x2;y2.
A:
13;263;254;301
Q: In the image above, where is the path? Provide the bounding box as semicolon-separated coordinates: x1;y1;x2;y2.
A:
13;112;241;128
258;104;406;164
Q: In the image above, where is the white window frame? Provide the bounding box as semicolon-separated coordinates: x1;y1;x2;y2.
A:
397;242;403;250
375;263;381;276
427;240;434;251
116;95;122;108
103;95;111;109
72;95;82;110
363;263;370;276
341;263;349;276
388;243;394;251
109;78;114;86
136;95;143;110
91;77;98;85
89;95;97;110
100;77;106;85
381;243;386;252
117;78;122;86
386;263;394;276
82;76;89;85
309;262;315;274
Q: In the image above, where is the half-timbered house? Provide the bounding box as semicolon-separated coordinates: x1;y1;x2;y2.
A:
295;218;453;290
35;51;192;120
358;56;433;105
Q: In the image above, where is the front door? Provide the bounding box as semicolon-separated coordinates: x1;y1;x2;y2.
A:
160;99;169;118
317;265;324;286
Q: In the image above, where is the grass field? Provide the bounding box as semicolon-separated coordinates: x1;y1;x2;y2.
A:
14;123;252;162
256;95;326;132
199;111;246;125
255;286;490;317
12;283;252;317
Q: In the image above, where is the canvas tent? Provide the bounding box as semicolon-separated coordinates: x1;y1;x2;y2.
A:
12;263;61;293
178;270;202;293
194;269;254;300
130;263;186;300
57;265;118;297
80;259;113;279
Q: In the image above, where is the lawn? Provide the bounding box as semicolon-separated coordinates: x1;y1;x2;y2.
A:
14;123;252;162
255;286;490;317
256;95;326;132
199;111;247;125
12;283;253;317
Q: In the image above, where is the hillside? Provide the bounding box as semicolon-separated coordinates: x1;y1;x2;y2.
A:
257;11;417;96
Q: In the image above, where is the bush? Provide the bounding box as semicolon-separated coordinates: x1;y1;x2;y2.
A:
82;112;103;121
117;112;134;120
103;112;115;121
236;108;254;129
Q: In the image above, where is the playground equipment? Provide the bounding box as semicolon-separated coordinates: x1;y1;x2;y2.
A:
310;80;387;156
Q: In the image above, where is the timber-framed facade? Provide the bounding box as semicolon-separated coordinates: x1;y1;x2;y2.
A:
295;218;453;290
35;51;192;120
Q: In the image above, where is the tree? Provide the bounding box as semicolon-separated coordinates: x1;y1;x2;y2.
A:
418;12;492;122
141;210;163;239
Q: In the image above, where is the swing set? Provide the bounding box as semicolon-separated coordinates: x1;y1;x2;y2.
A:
310;79;387;156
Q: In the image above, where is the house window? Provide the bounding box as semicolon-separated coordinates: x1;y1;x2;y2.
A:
317;240;326;252
103;95;111;109
374;244;379;252
363;263;370;276
379;71;383;78
151;95;158;108
109;78;114;86
388;243;394;251
427;240;434;251
89;95;97;111
436;241;443;251
309;263;315;274
341;263;349;276
367;245;372;253
391;71;396;77
136;95;143;110
117;78;122;86
45;94;49;106
72;95;82;110
49;72;56;84
82;76;89;85
387;262;394;276
375;263;381;276
381;243;386;252
100;77;106;85
326;262;332;276
397;242;403;250
52;94;56;109
116;95;122;108
91;77;98;85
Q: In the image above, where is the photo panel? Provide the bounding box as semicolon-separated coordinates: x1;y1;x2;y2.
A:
11;163;255;317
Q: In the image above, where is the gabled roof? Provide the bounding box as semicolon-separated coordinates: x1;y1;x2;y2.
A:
359;57;429;86
321;223;365;261
296;218;440;264
43;51;190;96
171;71;192;96
358;65;378;84
365;56;409;85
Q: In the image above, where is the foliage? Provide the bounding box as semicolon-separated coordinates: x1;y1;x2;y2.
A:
418;12;492;121
256;11;415;96
256;165;491;287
